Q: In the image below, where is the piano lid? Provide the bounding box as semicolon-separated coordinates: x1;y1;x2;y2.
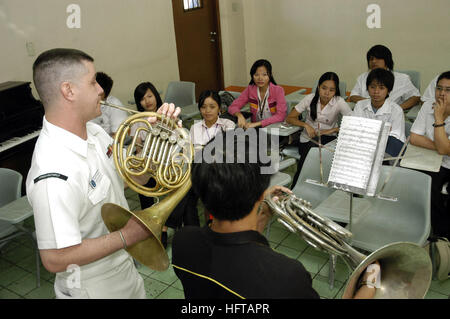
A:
0;81;43;143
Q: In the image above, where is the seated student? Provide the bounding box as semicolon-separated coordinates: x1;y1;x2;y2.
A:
190;90;235;150
410;71;450;240
172;130;379;299
421;74;439;104
171;90;236;227
90;72;128;137
228;59;287;129
349;45;420;110
130;81;171;246
286;72;352;188
353;68;406;157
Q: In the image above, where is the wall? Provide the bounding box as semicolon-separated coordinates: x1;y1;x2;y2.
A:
224;0;450;93
0;0;179;105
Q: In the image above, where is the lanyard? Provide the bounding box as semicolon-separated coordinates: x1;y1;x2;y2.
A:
258;89;269;119
203;123;219;142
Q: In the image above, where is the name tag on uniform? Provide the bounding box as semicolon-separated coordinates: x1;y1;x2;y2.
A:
89;170;103;190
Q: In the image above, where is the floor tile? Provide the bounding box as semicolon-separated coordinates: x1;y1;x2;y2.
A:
425;290;448;299
0;288;22;299
6;272;39;296
156;286;185;299
149;265;178;286
273;245;301;260
144;277;170;299
429;278;450;296
0;265;30;287
24;280;55;299
297;252;328;275
312;275;344;299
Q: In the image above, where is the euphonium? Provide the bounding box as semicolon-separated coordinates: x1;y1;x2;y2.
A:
100;101;193;271
264;191;432;299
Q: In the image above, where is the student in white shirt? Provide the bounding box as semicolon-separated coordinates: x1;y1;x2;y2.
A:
187;90;235;224
410;71;450;239
190;90;235;150
286;72;352;188
353;68;406;157
349;45;420;110
90;72;128;137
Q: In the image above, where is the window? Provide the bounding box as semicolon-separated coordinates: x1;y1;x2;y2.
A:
183;0;202;12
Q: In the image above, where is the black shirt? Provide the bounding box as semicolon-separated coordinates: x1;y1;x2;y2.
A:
172;225;320;299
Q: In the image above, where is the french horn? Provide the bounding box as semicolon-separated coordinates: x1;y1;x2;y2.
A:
100;101;193;271
264;191;432;299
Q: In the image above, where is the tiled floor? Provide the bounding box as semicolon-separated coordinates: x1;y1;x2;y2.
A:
1;165;449;299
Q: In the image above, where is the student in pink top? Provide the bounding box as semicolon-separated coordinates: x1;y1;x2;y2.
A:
228;59;287;129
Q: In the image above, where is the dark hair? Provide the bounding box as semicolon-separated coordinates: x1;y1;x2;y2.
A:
310;72;341;121
197;90;221;110
96;72;113;98
366;45;394;70
437;71;450;84
33;48;94;106
191;130;271;221
249;59;277;86
366;68;395;97
133;82;162;112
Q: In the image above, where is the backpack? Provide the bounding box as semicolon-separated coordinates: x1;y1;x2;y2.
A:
425;237;450;281
219;91;235;115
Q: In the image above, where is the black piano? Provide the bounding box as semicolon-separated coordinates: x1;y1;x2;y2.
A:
0;81;44;195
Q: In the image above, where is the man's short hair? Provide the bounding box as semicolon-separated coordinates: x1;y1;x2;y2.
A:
366;68;395;93
32;48;94;106
191;130;271;221
96;72;113;99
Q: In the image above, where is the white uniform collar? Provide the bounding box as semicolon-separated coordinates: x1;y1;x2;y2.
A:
362;99;392;114
42;116;90;158
201;117;223;129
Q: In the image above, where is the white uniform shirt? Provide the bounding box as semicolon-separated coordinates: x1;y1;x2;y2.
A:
190;117;235;150
294;94;352;143
350;71;420;106
26;117;145;298
90;95;128;135
421;75;439;103
410;101;450;169
353;99;406;142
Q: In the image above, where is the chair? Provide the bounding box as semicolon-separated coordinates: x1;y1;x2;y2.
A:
291;147;335;208
405;120;412;137
0;168;40;287
398;70;421;92
164;81;198;120
348;166;431;252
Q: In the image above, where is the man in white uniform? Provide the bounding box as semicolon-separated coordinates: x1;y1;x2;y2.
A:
90;72;128;137
26;48;180;298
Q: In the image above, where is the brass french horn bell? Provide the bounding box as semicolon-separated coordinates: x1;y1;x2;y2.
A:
100;101;193;271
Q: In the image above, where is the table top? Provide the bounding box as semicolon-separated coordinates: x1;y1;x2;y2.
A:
261;122;301;137
0;196;33;224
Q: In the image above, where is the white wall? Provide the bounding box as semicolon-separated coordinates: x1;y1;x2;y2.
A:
1;0;448;101
0;0;179;105
223;0;450;93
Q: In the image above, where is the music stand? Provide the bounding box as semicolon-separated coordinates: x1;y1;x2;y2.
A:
326;116;390;231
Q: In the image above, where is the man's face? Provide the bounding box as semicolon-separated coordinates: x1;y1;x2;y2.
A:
74;61;104;122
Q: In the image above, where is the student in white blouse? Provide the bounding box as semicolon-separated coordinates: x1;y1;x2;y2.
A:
410;71;450;239
190;90;235;150
185;90;235;224
349;45;420;110
286;72;352;188
353;68;406;157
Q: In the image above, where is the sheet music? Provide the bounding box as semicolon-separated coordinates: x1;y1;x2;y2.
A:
328;116;387;196
400;144;443;172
